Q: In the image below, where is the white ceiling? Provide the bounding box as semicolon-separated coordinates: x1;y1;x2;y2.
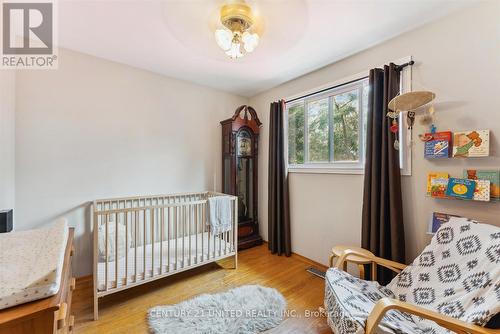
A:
58;0;474;97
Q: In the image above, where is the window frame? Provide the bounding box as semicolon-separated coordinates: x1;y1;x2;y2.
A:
285;56;413;176
287;79;367;172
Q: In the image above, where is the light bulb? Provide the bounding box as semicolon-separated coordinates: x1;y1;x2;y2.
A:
215;29;232;51
225;43;243;59
242;31;259;53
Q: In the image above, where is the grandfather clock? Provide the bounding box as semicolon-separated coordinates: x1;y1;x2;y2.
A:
221;105;263;249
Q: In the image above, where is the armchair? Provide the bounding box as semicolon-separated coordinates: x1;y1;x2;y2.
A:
324;218;500;334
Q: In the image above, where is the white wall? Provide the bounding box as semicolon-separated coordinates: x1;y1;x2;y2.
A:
15;48;247;277
0;71;15;212
250;1;500;265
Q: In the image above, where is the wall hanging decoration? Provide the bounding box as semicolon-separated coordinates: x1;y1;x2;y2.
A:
387;90;436;150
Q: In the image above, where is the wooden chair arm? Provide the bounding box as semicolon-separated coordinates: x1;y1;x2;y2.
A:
366;298;500;334
334;249;407;275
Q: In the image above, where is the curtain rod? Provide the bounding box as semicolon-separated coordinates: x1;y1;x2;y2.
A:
285;60;414;104
395;60;415;71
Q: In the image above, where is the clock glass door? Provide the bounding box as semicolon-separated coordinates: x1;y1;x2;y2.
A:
236;130;253;221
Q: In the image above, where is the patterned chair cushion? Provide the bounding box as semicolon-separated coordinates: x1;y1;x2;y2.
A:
324;219;500;333
324;268;450;334
387;218;500;326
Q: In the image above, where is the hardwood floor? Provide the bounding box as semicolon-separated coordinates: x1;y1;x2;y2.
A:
73;244;332;333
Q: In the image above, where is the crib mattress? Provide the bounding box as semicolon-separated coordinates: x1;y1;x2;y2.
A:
0;219;69;310
97;232;233;291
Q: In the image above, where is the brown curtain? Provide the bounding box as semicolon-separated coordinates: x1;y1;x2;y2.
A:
362;63;405;285
268;100;291;256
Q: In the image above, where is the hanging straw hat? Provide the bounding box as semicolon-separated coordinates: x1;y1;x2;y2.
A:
388;91;435;112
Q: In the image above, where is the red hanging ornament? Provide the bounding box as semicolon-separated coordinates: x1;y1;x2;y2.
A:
390;120;399;134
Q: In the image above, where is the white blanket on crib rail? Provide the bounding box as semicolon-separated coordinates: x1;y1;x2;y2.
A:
207;196;232;235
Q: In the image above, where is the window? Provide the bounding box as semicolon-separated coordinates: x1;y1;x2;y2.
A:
287;78;369;171
286;57;413;175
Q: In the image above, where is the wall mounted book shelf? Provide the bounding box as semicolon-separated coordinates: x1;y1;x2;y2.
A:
427;169;500;203
423;129;490;159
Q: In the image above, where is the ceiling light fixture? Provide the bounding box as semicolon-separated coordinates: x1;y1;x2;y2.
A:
215;2;259;59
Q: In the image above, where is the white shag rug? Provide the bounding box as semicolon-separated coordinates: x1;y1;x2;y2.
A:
148;285;287;334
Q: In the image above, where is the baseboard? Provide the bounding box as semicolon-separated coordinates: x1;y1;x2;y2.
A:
76;274;92;283
291;252;328;271
262;241;329;271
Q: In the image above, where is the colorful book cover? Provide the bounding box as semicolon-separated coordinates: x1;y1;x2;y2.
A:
473;179;491;201
463;169;500;202
445;178;476;200
429;212;462;234
427;172;449;196
430;177;449;198
424;131;452;158
453;130;490;157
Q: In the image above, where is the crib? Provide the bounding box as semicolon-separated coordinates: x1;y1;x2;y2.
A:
92;191;238;320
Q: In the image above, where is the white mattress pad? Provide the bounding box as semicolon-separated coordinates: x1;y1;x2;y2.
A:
0;219;69;310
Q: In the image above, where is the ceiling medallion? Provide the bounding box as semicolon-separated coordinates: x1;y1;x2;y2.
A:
214;2;259;59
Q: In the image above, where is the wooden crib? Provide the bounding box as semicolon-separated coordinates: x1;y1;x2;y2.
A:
92;191;238;320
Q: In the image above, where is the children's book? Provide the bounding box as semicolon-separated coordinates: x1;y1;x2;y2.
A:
424;131;452;158
427;172;449;196
473;180;491;201
430;177;449;198
463;169;500;202
428;212;462;234
445;178;476;200
453;130;490;157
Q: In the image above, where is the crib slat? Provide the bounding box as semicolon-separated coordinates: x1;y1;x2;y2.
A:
151;208;154;276
105;214;108;291
188;204;191;266
213;217;216;258
228;200;231;253
226;208;230;253
206;202;210;260
221;230;224;256
160;207;163;275
201;203;205;262
194;204;198;264
143;209;146;280
182;205;185;268
124;211;128;286
134;211;138;282
219;223;222;257
167;206;170;272
115;212;118;288
225;230;228;255
234;198;238;255
234;198;237;252
174;206;178;270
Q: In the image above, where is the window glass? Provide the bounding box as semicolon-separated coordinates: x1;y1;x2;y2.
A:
307;98;329;162
332;89;359;162
288;103;305;164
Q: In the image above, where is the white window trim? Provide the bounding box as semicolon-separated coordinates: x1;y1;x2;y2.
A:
285;56;413;176
398;56;413;176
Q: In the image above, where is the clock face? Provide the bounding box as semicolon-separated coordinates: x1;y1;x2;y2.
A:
237;135;252;156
